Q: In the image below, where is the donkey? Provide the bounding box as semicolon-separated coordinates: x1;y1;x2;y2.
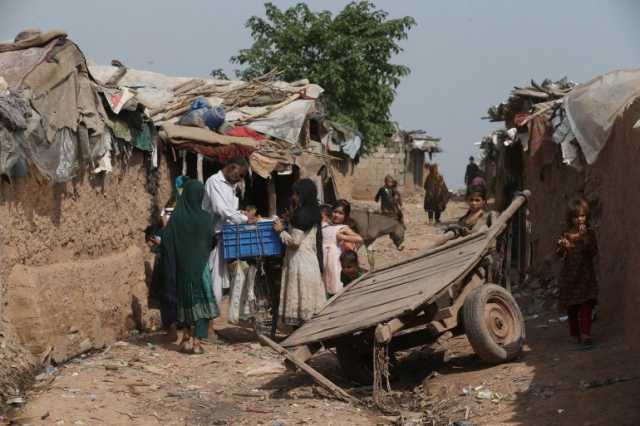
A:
350;208;405;271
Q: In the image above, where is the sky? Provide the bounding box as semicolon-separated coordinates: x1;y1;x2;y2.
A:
1;0;638;188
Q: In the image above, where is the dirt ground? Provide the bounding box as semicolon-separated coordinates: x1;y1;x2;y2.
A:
3;196;638;426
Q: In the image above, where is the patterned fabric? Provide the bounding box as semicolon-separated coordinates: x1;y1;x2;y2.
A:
278;226;326;327
558;229;599;306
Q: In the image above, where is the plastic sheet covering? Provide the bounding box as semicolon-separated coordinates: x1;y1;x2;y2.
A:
0;91;29;176
18;112;79;182
564;69;640;164
561;139;581;169
0;91;29;130
0;126;21;176
92;132;113;174
247;99;314;144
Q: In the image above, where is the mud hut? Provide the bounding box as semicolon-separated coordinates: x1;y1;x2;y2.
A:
481;71;640;349
0;29;176;404
0;28;362;406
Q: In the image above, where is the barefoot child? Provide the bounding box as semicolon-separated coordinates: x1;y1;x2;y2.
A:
556;197;598;345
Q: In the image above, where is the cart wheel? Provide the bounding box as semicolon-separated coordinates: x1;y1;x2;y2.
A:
463;284;525;363
335;340;373;385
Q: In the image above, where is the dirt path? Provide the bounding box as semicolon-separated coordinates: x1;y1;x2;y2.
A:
6;198;639;425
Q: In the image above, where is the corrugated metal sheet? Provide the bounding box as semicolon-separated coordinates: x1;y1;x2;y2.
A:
282;230;493;348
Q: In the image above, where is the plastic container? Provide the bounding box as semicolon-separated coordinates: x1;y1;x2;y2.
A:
222;221;283;260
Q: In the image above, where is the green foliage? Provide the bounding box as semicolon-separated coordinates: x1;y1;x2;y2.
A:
209;68;230;80
231;1;416;150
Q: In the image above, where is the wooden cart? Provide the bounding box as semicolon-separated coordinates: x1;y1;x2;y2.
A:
262;191;530;389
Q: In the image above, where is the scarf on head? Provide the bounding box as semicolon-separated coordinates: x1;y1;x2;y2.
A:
161;180;214;288
291;179;321;232
289;178;323;271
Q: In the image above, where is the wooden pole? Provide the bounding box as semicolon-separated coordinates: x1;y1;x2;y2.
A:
267;177;277;217
257;334;361;405
196;153;204;182
181;151;187;176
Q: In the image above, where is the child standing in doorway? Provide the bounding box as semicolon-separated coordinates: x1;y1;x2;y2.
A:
556;197;598;346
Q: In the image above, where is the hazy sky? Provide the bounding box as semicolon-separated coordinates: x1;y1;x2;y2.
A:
2;1;638;187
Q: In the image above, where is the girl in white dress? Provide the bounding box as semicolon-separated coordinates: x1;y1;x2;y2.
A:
273;179;326;329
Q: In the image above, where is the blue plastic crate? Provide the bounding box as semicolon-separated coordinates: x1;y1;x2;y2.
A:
222;221;283;260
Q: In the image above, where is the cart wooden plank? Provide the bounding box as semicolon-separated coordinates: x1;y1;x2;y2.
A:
281;191;530;349
282;231;492;347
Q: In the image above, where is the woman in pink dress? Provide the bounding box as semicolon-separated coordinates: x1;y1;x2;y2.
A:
322;201;363;296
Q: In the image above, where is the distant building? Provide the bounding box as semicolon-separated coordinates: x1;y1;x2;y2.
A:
352;129;441;199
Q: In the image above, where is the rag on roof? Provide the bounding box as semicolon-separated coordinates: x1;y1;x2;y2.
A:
481;69;640;171
88;63;364;177
564;69;640;164
0;29;155;182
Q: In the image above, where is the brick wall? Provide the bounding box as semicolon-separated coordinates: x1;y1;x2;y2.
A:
352;145;407;200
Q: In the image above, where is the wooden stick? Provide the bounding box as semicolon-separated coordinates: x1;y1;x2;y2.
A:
165;105;190;121
236;93;300;124
196;153;204;182
181;151;187;176
257;334;361;405
267;178;277;217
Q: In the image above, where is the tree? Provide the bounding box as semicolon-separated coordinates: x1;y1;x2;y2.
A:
231;2;416;150
209;68;230;80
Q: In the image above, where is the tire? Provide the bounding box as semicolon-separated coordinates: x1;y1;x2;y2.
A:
463;284;526;363
335;339;373;385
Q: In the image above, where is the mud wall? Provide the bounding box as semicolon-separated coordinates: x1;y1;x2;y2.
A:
589;99;640;350
522;99;640;350
0;150;173;402
352;145;406;200
522;150;585;272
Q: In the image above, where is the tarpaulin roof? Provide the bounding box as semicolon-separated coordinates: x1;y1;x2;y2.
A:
159;123;259;148
0;30;125;182
564;69;640;165
88;64;324;128
89;63;361;175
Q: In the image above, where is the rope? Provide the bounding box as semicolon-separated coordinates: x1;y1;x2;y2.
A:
372;340;397;414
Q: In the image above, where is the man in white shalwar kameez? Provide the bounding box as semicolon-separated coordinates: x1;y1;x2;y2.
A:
202;157;251;306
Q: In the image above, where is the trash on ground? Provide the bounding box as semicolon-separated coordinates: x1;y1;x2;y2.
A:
579;376;636;390
6;396;25;405
244;362;287;377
